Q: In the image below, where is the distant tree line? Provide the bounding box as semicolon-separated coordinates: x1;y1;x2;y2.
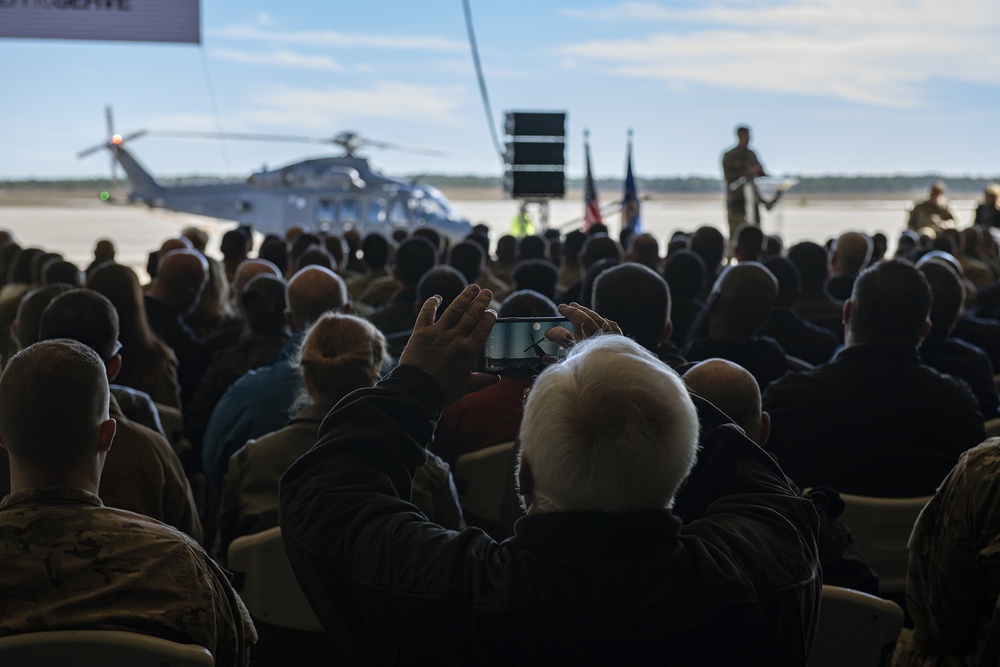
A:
3;173;998;195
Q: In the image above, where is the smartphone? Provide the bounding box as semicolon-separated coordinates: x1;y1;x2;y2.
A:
477;317;572;373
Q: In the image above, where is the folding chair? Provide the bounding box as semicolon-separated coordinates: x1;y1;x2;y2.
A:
227;525;324;633
838;493;931;594
0;629;213;667
807;585;904;667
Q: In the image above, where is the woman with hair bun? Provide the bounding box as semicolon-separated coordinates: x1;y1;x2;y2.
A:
219;312;463;558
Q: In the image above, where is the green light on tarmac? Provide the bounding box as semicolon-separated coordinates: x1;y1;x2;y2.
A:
100;191;110;201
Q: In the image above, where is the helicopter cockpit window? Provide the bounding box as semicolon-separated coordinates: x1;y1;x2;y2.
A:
340;199;359;224
389;199;410;225
316;200;335;228
368;199;386;225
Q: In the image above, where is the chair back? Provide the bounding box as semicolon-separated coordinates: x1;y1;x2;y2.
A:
838;493;931;594
807;585;904;667
0;629;213;666
984;417;1000;438
453;441;517;532
227;526;324;632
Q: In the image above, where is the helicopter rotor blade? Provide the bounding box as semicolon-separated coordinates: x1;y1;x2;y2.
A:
361;139;448;157
146;130;337;145
77;143;108;159
143;130;448;156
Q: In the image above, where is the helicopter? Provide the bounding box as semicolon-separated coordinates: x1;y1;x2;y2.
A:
78;108;474;243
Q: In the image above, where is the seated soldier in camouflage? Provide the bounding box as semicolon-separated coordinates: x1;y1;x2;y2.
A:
0;339;256;665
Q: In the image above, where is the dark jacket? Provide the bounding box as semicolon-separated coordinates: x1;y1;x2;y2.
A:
280;365;821;666
763;343;985;497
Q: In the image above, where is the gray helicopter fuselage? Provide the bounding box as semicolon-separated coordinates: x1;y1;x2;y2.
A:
119;149;472;242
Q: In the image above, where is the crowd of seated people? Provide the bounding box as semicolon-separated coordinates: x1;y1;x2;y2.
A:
1;199;1000;664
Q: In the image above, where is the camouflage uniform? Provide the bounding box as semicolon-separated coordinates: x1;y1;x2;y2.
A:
0;395;202;541
0;488;256;665
907;199;957;233
721;145;766;239
893;439;1000;666
219;403;464;559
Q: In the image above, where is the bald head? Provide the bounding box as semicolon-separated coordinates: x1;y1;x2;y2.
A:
286;265;350;331
831;232;873;277
627;233;660;270
233;258;282;297
708;262;778;339
684;358;768;444
152;249;209;313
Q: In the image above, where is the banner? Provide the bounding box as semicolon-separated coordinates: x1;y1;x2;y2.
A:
0;0;200;44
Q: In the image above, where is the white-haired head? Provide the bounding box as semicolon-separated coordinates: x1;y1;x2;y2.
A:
518;335;699;513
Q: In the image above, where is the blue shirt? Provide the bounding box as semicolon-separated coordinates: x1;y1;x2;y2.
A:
202;333;304;483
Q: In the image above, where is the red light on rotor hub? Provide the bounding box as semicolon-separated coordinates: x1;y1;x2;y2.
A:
111;134;123;145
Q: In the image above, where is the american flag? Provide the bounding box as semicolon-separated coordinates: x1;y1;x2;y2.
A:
584;130;602;231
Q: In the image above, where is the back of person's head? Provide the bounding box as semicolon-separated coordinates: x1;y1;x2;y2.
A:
871;232;888;262
592;263;670;352
181;227;209;253
627;233;660;270
411;228;442;259
9;247;43;285
495;235;517;264
787;241;830;291
498;290;559;318
831;232;873;276
684;358;767;444
848;259;931;347
323;235;346;270
286;265;349;330
448;241;485;284
690;226;726;275
562;230;586;266
221;229;249;262
919;261;963;339
662;250;706;304
519;335;699;512
361;233;390;272
587;222;609;237
580;234;623;270
43;260;83;287
39;289;120;361
294;246;335;273
517;235;547;262
290;233;322;265
241;274;288;337
764;234;783;260
154;249;209;309
416;266;468;314
733;224;765;262
463;232;490;259
32;252;62;286
233;258;281;297
393;237;437;287
513;260;558;300
763;256;802;308
0;339;110;468
258;237;289;276
708;262;778;338
297;313;388;407
580;257;619;309
13;284;74;350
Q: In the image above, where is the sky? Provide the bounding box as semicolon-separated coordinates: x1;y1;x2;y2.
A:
1;0;998;182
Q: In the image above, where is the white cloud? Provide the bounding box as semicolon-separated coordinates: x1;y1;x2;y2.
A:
558;0;1000;107
244;82;467;130
209;25;465;52
210;48;348;72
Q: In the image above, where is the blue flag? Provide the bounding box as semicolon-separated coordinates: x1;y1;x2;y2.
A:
622;131;641;234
